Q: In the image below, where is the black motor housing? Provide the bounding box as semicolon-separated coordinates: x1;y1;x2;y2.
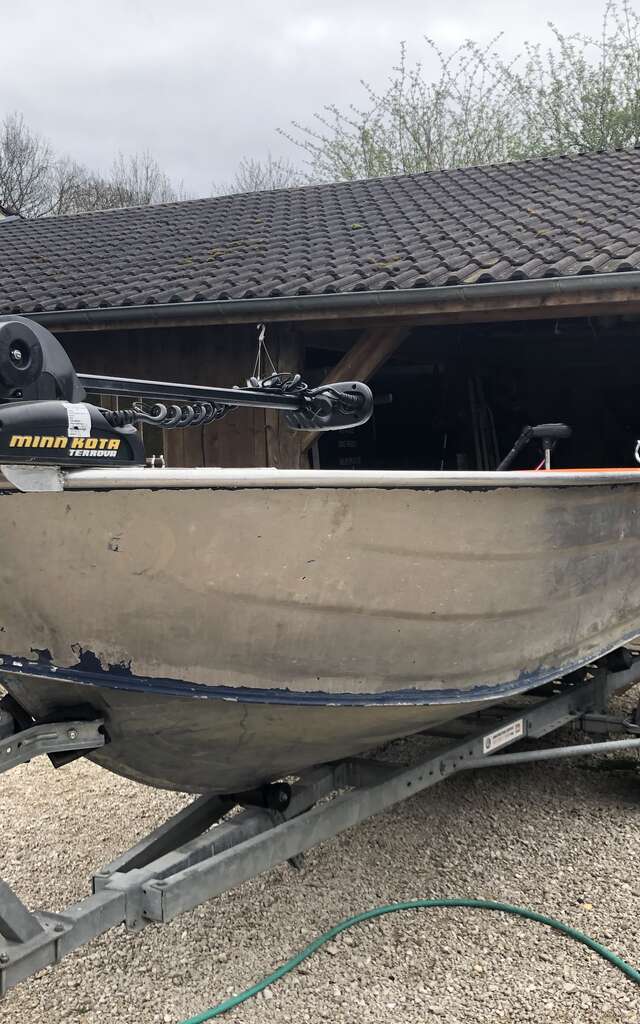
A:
0;317;85;403
0;400;145;465
0;318;144;466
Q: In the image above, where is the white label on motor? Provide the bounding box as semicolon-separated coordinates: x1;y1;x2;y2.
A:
483;718;524;754
63;402;92;438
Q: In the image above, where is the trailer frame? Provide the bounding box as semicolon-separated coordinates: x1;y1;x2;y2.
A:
1;654;640;997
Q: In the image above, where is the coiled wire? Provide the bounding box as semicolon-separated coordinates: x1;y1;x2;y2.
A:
102;401;230;430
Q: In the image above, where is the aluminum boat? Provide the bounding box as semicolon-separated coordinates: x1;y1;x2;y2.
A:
1;317;639;794
2;465;640;793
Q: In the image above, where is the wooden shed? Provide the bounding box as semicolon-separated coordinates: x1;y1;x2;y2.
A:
2;147;640;471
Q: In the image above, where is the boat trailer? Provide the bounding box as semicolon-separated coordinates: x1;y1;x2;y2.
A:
2;653;640;996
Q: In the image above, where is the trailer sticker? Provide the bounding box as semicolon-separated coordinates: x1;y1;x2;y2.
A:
63;402;92;438
483;718;524;754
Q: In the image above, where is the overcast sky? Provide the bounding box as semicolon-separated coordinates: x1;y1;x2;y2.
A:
1;1;623;196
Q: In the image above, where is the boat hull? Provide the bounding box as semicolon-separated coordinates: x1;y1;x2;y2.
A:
1;471;640;791
3;668;496;792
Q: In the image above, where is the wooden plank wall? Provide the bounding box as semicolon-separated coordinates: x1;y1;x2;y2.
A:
61;323;305;469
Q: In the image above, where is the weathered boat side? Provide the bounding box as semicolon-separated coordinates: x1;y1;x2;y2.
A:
1;474;639;791
1;481;640;693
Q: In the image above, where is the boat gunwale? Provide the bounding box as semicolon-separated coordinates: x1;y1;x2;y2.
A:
4;465;640;492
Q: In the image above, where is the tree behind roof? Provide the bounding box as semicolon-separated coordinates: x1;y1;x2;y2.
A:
0;115;183;217
213;154;305;196
282;1;640;181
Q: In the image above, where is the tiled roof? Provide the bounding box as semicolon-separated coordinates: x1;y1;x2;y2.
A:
1;148;640;317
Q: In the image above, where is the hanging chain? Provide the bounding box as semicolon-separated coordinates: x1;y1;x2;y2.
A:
249;323;308;395
252;323;277;382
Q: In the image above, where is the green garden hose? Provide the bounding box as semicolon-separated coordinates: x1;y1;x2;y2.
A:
178;897;640;1023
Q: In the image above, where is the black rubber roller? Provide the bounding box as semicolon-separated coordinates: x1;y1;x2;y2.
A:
0;319;44;389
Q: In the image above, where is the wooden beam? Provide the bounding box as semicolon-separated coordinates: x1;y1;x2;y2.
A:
300;325;409;453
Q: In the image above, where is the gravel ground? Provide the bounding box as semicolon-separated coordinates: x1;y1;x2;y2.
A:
1;689;640;1024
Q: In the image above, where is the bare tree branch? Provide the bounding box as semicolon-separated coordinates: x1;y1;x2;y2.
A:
215;153;305;195
0;115;185;217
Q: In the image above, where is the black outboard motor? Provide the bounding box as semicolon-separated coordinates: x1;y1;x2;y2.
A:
0;317;146;466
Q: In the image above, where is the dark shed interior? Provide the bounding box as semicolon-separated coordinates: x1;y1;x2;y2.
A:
301;314;640;472
59;312;640;473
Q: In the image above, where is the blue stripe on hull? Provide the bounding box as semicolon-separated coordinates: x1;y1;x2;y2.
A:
1;631;636;707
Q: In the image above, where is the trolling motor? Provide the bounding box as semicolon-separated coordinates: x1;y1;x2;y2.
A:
497;423;572;471
0;317;373;467
0;318;145;466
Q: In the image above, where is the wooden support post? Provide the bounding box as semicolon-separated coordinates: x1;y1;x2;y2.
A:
300;325;408;453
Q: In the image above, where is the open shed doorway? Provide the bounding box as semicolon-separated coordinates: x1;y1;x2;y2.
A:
312;315;640;472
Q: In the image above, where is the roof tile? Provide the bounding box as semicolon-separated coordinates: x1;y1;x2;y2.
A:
1;148;640;314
